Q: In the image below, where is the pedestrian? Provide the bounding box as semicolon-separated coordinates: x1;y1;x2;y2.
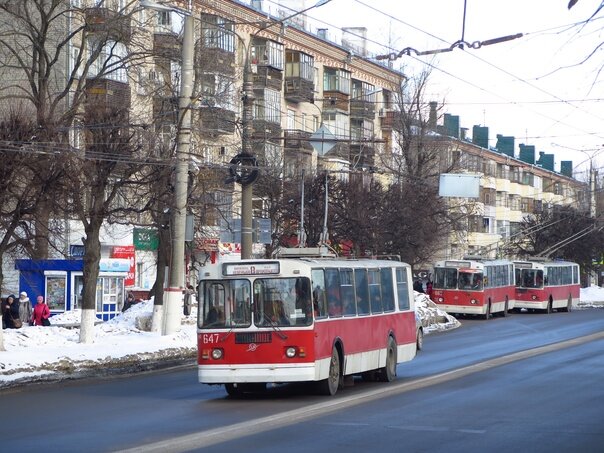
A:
183;285;195;316
426;281;433;299
31;295;51;326
2;294;21;329
122;293;136;312
413;279;424;293
18;291;32;326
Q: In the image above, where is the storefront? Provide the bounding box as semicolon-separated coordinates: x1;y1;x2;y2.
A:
15;258;129;321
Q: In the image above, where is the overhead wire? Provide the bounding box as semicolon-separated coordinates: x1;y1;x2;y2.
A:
319;0;604;144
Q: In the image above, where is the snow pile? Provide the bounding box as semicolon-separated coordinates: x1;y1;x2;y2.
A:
0;294;457;389
415;292;461;332
579;285;604;307
0;300;197;388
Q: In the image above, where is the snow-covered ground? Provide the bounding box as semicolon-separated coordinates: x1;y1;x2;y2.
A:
3;286;601;390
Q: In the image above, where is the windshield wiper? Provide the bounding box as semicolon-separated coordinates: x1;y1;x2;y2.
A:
262;313;288;340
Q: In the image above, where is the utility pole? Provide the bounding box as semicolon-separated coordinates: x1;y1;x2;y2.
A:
162;12;193;334
239;0;333;259
138;1;195;335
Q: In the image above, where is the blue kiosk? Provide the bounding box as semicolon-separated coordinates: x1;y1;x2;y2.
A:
15;258;129;321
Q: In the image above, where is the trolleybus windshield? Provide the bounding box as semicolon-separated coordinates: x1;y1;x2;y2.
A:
200;277;312;329
433;268;483;290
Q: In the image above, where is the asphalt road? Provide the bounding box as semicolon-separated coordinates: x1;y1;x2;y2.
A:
3;309;603;453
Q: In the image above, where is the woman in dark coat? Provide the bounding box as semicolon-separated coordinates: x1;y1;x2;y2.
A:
2;295;20;329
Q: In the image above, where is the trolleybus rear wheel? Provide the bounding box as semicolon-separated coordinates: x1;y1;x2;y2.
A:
560;295;572;313
416;328;424;352
319;347;341;396
379;337;397;382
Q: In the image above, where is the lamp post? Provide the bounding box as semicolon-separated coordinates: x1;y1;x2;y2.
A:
140;0;194;334
238;0;333;259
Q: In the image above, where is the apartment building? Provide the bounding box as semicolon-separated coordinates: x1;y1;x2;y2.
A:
0;0;404;301
431;123;590;260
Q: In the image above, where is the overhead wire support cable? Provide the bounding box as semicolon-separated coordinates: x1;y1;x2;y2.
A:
374;33;524;61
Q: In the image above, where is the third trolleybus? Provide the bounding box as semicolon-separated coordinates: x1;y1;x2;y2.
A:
197;253;421;396
514;259;580;313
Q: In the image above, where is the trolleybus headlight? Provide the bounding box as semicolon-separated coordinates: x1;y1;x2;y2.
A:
285;347;297;358
531;295;537;300
211;348;223;360
437;297;444;303
470;299;478;304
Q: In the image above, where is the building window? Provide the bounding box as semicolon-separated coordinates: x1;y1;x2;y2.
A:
351;119;373;141
201;73;235;110
323;67;350;94
351;79;376;101
254;88;281;123
88;39;127;83
202;15;235;52
251;39;284;70
324;111;350;139
285;50;314;81
158;10;171;27
287;109;296;130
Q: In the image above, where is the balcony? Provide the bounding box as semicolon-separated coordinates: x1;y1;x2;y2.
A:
153;33;180;60
252;65;283;92
85;78;131;117
252;119;282;141
198;107;237;136
379;110;397;130
197;47;236;75
350;142;376;168
350;99;375;120
284;78;314;103
322;92;349;112
152;96;178;126
284;129;313;151
85;7;132;42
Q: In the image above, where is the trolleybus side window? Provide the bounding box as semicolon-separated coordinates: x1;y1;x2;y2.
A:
368;269;382;313
311;269;328;318
325;268;343;317
340;268;356;316
380;268;395;312
354;268;370;315
252;277;313;327
396;268;410;310
573;265;579;284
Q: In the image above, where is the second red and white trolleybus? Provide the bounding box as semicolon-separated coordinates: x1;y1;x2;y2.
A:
197;254;421;396
431;259;515;319
514;259;580;313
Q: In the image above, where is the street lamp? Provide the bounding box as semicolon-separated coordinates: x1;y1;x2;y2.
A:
140;0;194;335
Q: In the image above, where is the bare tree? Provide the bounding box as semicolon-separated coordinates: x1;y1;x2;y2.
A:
65;104;156;343
378;69;470;266
504;206;604;276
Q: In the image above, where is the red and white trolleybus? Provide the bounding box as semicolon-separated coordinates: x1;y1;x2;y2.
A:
197;253;421;396
514;259;580;313
431;258;515;319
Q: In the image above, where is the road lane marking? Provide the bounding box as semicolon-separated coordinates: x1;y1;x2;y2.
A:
116;331;604;453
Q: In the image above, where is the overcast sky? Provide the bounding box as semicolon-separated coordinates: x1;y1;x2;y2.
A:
294;0;604;178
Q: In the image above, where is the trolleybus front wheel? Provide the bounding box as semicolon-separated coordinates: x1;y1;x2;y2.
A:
319;347;341;396
483;301;491;320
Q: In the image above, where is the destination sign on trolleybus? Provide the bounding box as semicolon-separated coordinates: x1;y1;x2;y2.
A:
222;262;280;276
